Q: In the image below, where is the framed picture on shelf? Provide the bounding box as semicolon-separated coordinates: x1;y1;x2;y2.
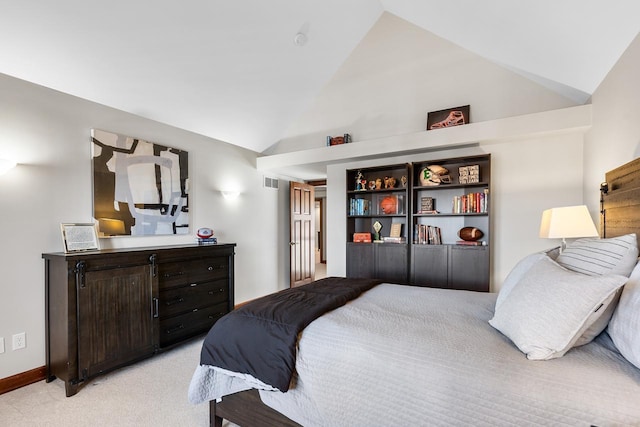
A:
427;105;470;130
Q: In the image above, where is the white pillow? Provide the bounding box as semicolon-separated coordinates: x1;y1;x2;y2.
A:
489;256;627;360
495;247;561;309
556;233;638;277
608;260;640;370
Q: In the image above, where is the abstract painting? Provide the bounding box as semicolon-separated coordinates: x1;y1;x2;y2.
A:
91;129;189;237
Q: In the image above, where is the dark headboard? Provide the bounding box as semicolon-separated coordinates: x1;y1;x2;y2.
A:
601;157;640;248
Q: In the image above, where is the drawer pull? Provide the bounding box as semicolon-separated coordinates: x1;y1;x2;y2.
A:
190;283;198;287
207;265;225;271
166;324;184;334
165;297;184;306
193;308;198;312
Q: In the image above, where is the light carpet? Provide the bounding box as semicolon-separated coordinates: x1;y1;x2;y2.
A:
0;337;236;427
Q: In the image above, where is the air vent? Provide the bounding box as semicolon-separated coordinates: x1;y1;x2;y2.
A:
264;176;279;189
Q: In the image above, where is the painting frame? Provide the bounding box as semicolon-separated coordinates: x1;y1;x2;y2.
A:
91;129;190;237
426;105;470;131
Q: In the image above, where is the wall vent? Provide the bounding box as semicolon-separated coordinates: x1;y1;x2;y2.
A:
264;176;279;189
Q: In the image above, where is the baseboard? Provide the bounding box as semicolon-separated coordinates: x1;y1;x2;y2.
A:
0;366;46;395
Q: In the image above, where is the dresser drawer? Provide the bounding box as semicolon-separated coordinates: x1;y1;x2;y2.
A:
159;280;228;318
158;257;229;290
159;301;228;347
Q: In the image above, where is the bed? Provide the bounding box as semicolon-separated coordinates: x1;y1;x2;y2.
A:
189;158;640;426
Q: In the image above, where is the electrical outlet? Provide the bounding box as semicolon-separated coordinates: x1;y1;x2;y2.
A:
12;332;26;350
0;337;4;354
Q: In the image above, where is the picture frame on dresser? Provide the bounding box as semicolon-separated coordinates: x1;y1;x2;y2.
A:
60;223;100;253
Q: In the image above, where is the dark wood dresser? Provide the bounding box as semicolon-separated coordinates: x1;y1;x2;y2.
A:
42;243;235;396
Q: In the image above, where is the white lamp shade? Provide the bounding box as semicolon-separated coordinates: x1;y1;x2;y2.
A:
539;205;598;239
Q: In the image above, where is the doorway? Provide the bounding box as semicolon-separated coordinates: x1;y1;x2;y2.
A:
311;180;327;280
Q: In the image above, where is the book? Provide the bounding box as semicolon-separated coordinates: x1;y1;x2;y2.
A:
456;240;484;246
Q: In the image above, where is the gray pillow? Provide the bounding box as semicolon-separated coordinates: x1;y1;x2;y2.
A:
489;256;627;360
556;233;638;277
608;260;640;370
495;247;561;309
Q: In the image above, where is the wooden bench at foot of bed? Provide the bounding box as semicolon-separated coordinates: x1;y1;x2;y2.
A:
210;389;301;427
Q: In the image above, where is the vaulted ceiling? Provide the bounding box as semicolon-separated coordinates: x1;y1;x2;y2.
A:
1;1;638;153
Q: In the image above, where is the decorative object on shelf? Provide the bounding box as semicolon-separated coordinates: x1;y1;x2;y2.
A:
383;176;396;188
368;180;376;190
327;133;352;146
353;232;372;243
92;129;189;237
375;178;382;190
60;223;100;253
458;226;484;241
419;165;449;186
459;164;480;184
539;205;598;252
379;195;399;214
355;170;366;190
390;223;402;238
373;220;383;242
427;105;470;130
401;175;408;187
420;197;434;213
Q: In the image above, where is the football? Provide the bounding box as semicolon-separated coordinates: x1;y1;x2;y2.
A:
458;226;483;241
196;227;214;238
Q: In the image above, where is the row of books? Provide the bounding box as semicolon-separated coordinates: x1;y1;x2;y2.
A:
452;189;489;214
348;198;371;216
414;224;442;245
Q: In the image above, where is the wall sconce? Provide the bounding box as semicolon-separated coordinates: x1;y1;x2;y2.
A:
0;158;17;175
221;190;240;200
539;205;599;251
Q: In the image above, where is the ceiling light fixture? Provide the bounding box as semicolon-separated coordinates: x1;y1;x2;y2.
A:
293;32;307;47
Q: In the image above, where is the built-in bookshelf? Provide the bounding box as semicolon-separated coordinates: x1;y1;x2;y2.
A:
410;154;490;291
345;154;490;291
346;164;410;284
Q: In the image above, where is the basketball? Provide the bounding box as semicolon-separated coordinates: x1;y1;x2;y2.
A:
380;196;397;214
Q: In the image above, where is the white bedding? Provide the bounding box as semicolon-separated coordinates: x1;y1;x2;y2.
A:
190;284;640;426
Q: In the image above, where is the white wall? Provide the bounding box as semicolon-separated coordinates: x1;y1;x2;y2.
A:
326;133;585;291
268;12;577;155
0;74;287;379
584;33;640;218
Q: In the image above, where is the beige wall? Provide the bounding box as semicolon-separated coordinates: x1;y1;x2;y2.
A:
584;33;640;218
0;74;290;379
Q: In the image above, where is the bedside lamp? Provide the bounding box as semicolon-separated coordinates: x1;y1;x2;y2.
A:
539;205;598;251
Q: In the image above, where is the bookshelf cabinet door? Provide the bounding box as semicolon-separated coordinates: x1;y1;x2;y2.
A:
412;245;448;287
448;246;489;292
375;244;408;284
346;243;375;279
